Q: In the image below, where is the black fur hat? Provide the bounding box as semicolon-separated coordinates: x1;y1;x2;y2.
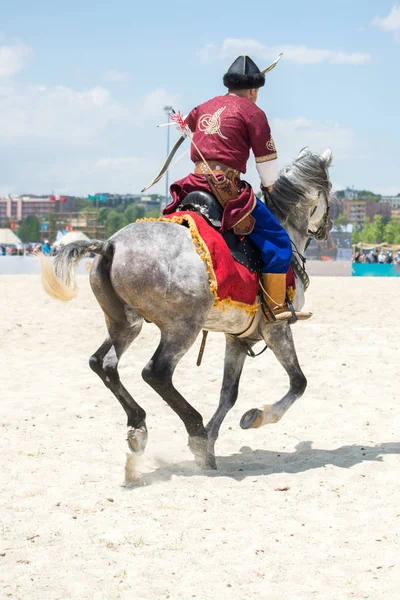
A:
223;56;265;89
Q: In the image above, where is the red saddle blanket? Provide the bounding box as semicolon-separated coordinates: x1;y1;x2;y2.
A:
142;211;295;314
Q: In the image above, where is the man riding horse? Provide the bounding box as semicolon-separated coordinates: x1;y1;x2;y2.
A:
163;55;311;324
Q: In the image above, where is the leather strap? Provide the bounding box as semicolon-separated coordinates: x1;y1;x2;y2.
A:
233;214;256;235
204;169;240;208
196;162;255;235
194;161;240;178
291;253;310;291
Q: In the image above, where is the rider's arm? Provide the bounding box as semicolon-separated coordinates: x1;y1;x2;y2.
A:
248;109;278;190
256;160;278;191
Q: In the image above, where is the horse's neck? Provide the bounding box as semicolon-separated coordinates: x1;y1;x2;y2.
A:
285;223;308;310
285;224;308;258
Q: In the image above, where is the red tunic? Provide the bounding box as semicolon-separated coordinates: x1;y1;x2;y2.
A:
186;94;277;172
164;94;277;230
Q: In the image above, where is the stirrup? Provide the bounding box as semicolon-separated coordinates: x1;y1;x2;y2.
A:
261;298;277;323
261;299;299;326
287;300;298;325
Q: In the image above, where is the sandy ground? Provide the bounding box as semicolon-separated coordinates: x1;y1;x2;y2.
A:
306;260;351;277
1;274;399;600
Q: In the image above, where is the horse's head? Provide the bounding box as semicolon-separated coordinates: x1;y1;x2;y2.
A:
270;147;334;242
297;147;334;242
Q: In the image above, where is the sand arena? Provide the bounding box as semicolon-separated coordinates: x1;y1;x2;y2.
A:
1;273;399;599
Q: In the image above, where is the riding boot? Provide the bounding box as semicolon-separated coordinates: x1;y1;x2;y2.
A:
261;273;312;324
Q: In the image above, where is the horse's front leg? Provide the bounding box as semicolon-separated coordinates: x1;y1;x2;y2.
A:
206;335;248;458
240;323;307;429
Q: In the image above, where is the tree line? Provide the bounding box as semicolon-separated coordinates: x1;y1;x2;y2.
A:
352;215;400;245
13;200;162;242
97;204;160;238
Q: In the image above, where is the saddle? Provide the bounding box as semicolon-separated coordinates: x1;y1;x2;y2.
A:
178;191;263;273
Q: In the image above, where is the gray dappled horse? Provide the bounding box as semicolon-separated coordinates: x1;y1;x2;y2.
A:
40;147;333;470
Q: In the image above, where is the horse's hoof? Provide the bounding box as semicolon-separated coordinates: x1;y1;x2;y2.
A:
196;454;217;470
262;404;280;424
194;454;217;470
126;424;148;455
188;435;217;470
240;409;264;430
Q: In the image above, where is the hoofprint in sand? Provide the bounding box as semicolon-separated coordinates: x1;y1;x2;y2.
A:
1;274;399;599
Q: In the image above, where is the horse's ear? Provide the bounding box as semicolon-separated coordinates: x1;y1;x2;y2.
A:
321;148;333;167
297;147;309;160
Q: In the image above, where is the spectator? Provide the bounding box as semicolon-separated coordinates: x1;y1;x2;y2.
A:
41;240;52;256
366;250;375;263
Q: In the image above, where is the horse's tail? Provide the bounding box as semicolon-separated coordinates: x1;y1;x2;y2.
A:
39;239;112;302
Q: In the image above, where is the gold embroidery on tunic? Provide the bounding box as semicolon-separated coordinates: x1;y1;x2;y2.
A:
255;153;278;163
266;138;276;152
198;107;228;140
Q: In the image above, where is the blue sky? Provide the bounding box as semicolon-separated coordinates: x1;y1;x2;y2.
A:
0;0;399;196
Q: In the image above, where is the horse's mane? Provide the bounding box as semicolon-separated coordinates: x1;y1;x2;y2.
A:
267;149;333;226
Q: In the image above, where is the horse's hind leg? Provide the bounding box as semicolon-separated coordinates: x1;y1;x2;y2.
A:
89;315;147;453
142;325;216;469
240;324;307;429
89;257;147;454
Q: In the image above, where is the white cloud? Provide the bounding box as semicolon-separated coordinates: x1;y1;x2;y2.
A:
372;4;400;32
96;157;139;169
103;69;130;82
3;113;363;195
135;88;180;124
0;115;365;197
196;43;217;63
0;40;32;77
0;83;125;144
0;69;181;194
271;117;365;161
16;155;160;196
0;34;365;197
0;82;179;146
198;39;370;65
243;117;365;191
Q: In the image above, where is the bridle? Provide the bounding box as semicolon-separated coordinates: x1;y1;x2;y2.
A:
307;189;331;243
292;190;331;291
290;242;310;292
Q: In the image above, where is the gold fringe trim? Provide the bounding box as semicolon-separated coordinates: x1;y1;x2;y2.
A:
136;215;259;316
287;285;296;303
255;153;278;163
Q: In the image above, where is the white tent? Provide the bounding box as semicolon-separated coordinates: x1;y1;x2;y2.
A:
0;228;23;245
53;231;90;247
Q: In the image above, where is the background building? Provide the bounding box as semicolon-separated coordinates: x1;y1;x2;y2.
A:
0;195;76;227
391;207;400;222
380;195;400;210
344;199;391;224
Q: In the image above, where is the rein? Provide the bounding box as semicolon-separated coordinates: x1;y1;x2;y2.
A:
292;196;330;292
307;199;330;242
263;185;330;294
290;249;310;292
